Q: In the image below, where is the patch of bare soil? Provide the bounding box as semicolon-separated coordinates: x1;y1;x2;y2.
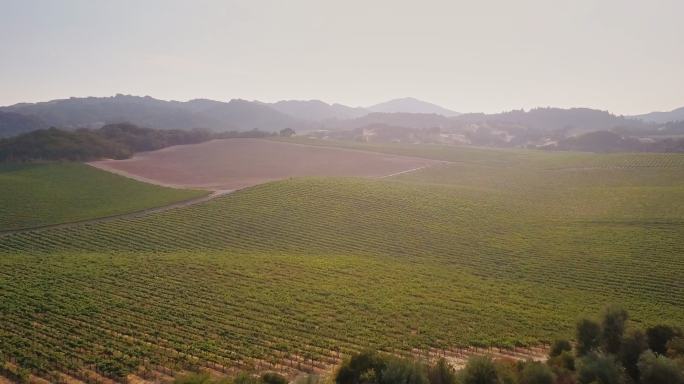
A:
89;139;439;190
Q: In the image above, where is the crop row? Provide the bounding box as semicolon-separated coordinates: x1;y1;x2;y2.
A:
1;167;683;382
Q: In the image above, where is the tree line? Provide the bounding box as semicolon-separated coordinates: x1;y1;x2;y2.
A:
331;306;682;384
172;306;682;384
0;123;289;162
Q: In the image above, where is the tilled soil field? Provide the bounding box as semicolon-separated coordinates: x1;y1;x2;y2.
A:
90;138;438;190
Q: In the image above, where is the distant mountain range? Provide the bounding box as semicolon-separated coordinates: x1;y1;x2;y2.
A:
1;94;682;152
0;95;310;137
631;106;684;124
368;97;460;116
0;95;464;137
269;100;368;121
0;111;48;137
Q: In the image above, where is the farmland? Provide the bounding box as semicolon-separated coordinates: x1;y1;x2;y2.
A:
90;139;437;190
0;163;207;231
0;143;683;382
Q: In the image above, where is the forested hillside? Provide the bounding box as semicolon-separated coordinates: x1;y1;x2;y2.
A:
0;123;275;162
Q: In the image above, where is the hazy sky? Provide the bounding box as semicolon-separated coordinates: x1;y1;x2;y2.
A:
1;0;683;114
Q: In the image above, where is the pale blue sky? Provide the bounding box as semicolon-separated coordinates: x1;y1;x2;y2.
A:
1;0;682;114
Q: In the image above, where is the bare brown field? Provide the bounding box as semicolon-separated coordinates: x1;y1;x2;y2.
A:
90;138;438;190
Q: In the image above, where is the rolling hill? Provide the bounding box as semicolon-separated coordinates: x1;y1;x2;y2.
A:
0;95;310;134
368;97;460;116
1;142;682;381
632;106;684;123
0;111;48;138
269;100;368;121
0;162;206;231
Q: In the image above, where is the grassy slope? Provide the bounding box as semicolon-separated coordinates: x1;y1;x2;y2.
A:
0;146;683;380
0;163;207;230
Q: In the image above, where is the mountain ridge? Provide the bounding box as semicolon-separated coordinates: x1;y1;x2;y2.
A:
368;97;460;116
632;106;684;124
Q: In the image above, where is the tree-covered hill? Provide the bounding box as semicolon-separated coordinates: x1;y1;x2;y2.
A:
0;123;218;162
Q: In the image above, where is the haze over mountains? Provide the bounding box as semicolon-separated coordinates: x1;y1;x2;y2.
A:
1;94;683;152
633;106;684;124
367;97;460;116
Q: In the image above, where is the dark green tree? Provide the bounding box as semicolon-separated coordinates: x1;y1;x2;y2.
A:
576;319;602;356
577;353;626;384
380;358;428;384
427;358;456;384
646;325;682;355
601;306;629;355
459;356;499;384
548;350;575;372
637;350;684;384
233;373;260;384
335;351;387;384
667;336;684;357
549;339;573;357
518;361;555;384
261;372;288;384
618;329;649;381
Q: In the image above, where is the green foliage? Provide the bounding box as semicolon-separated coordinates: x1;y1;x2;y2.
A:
0;163;206;230
261;372;289;384
646;325;682;355
637;350;684;384
380;358;428;384
577;354;625;384
577;320;602;356
493;360;518;384
458;356;499;384
550;340;573;358
668;337;684;358
234;372;262;384
427;359;457;384
548;351;575;372
293;374;320;384
601;306;629;355
1;144;683;379
0;126;131;161
335;351;387;384
518;361;555;384
618;329;648;381
0;123;274;162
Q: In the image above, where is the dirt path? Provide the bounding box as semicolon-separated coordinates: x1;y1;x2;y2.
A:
378;165;433;178
5;140;440;236
88;139;441;190
0;190;233;236
1;162;434;237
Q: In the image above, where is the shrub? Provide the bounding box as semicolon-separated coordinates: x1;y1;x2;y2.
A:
262;372;288;384
646;325;682;355
380;358;428;384
550;340;573;358
637;350;684;384
668;337;684;358
335;350;387;384
576;319;602;356
618;329;648;381
601;306;629;355
458;356;499;384
548;351;575;372
577;353;625;384
427;358;456;384
518;361;555;384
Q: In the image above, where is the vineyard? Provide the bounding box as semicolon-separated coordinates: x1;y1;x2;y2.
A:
0;163;207;231
1;145;683;383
